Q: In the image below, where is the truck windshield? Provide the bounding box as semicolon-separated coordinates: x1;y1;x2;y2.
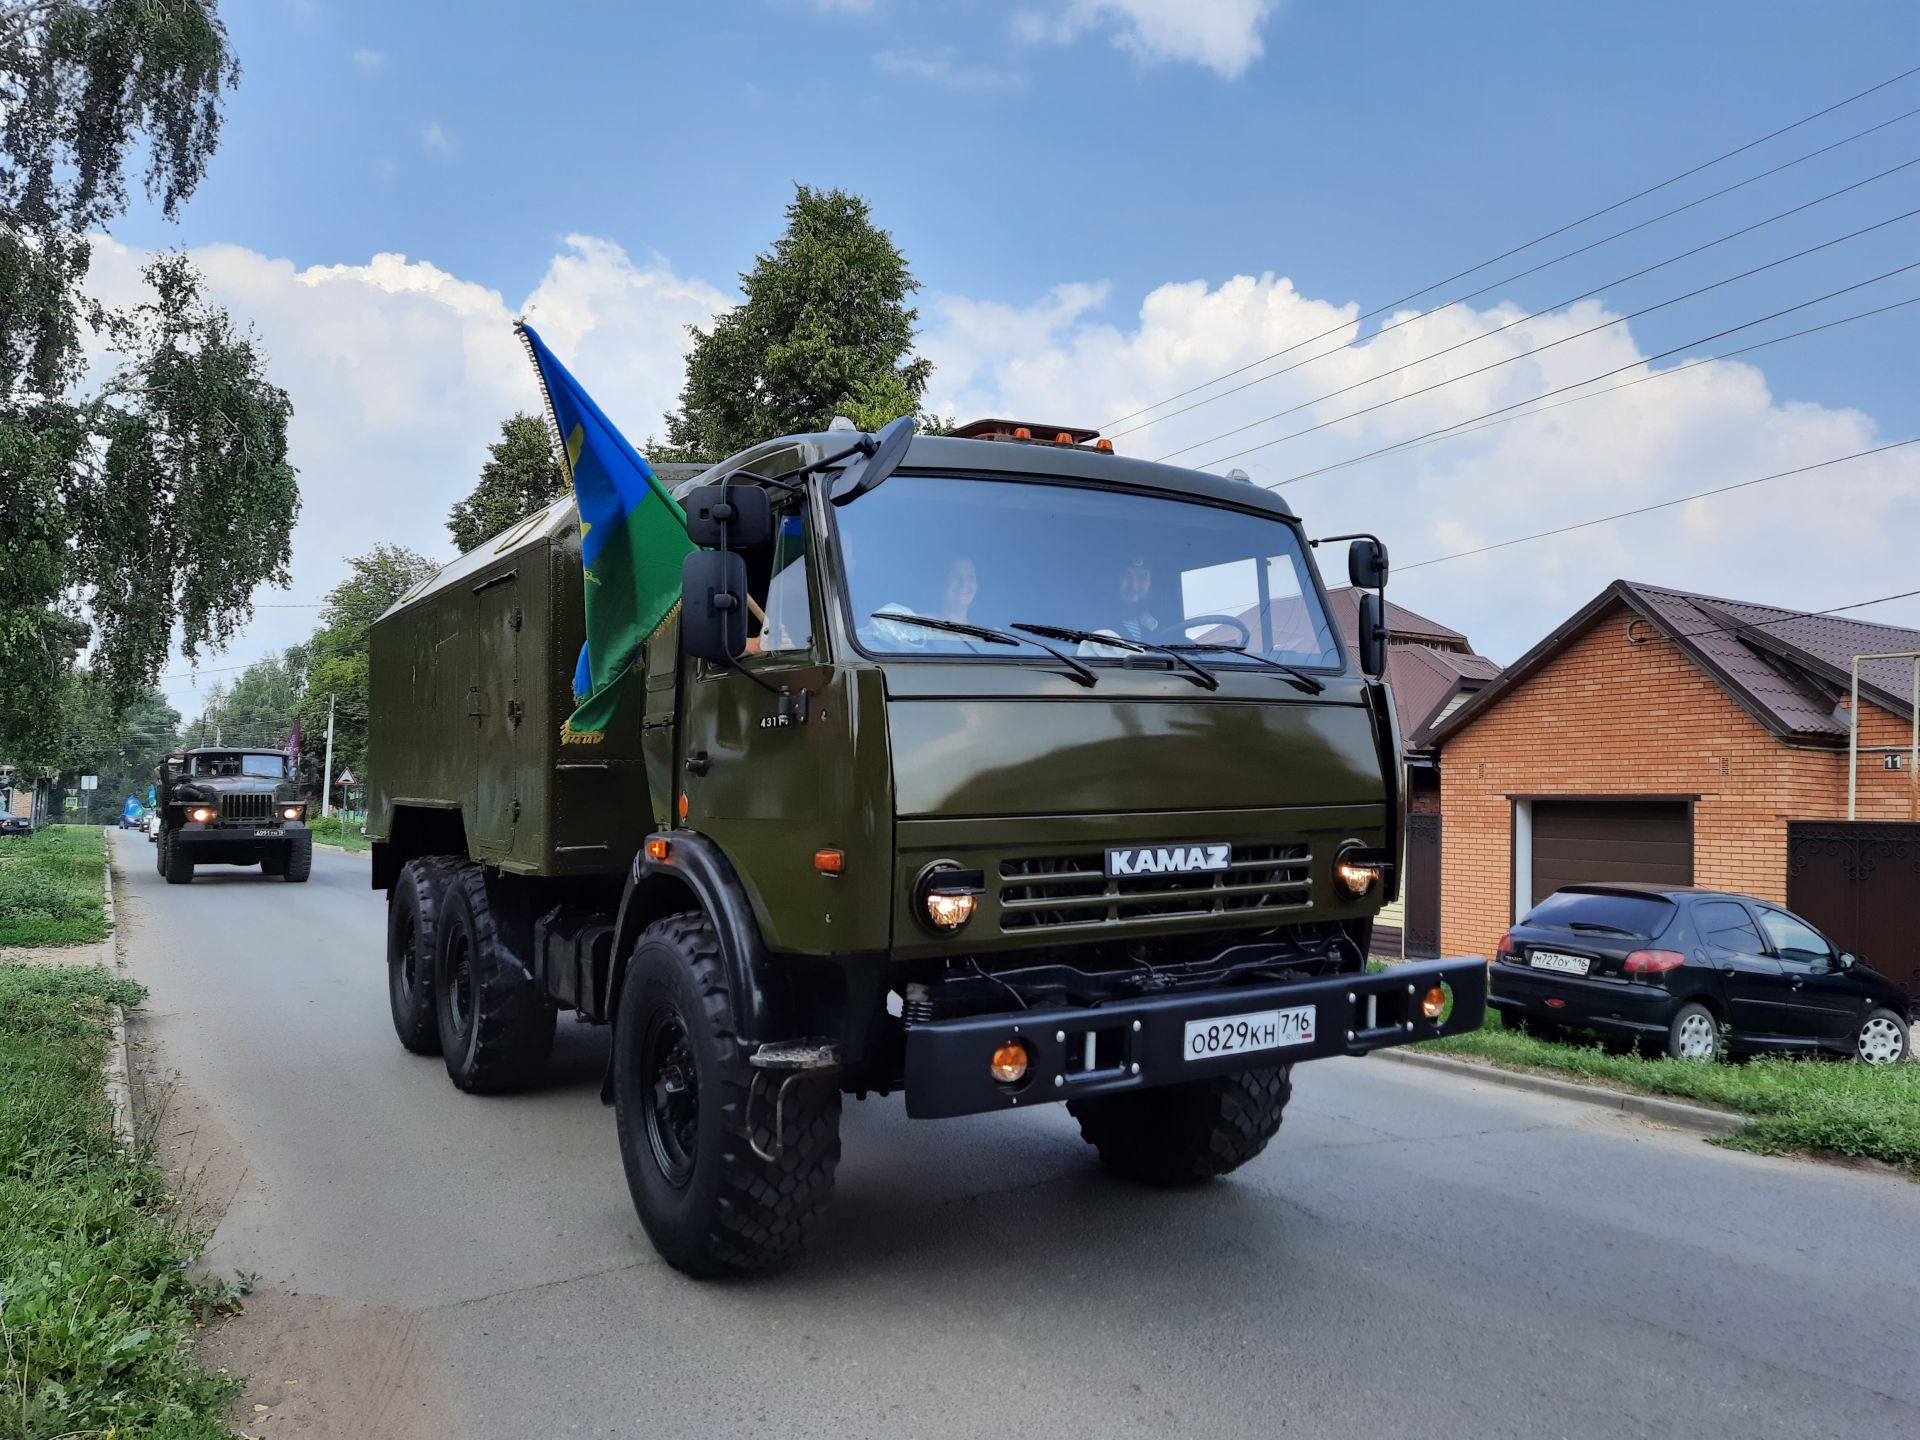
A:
834;473;1344;670
194;754;287;779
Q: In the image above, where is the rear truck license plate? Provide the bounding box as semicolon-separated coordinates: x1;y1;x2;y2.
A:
1529;951;1590;976
1183;1005;1315;1061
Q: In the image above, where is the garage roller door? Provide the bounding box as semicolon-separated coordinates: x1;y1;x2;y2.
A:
1531;800;1692;907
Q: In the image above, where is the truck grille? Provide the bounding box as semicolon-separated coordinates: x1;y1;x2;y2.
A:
997;844;1311;933
220;793;273;824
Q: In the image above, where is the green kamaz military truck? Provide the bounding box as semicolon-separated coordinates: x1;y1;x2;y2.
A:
153;746;313;884
366;417;1486;1275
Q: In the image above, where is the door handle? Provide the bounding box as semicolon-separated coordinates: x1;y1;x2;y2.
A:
684;752;711;776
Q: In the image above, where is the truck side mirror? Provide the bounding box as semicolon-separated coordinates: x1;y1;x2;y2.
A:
1349;537;1389;589
1357;591;1388;678
681;550;750;661
829;415;916;507
685;482;772;549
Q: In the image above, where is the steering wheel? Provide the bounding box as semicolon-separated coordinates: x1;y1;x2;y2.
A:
1179;614;1252;649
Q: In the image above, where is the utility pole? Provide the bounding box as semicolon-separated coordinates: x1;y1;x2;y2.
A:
321;693;337;818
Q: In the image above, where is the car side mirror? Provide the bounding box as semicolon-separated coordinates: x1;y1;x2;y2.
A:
1348;536;1389;589
829;415;916;507
1356;590;1388;679
681;550;750;661
1838;951;1857;971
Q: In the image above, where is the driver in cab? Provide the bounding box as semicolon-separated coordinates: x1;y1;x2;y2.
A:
1077;554;1161;655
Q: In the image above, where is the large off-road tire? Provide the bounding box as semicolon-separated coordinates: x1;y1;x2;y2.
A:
1068;1066;1292;1186
162;832;194;886
155;830;168;875
432;863;555;1092
387;857;455;1055
613;912;841;1277
282;831;313;883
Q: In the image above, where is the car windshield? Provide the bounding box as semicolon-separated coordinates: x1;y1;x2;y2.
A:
1524;889;1676;938
833;473;1345;669
194;754;286;779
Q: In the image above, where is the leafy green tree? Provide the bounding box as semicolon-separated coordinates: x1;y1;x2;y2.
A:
292;545;440;787
659;185;938;459
446;411;567;553
55;681;181;803
182;652;302;749
1;1;298;766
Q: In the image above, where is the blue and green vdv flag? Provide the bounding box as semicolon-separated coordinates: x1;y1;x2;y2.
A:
516;321;694;736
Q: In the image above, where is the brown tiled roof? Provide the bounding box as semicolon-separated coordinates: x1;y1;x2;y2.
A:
1324;586;1467;646
1426;579;1920;749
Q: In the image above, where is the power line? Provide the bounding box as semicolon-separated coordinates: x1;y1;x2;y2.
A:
1263;276;1920;487
1128;147;1920;448
1396;438;1919;571
1654;587;1920;642
1101;62;1920;431
1189;216;1920;474
1170;201;1920;466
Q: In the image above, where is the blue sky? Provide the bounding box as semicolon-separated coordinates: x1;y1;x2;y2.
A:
106;0;1920;716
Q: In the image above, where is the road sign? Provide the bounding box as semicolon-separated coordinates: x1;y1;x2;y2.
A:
338;768;357;785
64;795;79;811
80;774;98;791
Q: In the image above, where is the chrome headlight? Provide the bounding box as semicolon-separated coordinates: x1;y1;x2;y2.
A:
187;805;217;824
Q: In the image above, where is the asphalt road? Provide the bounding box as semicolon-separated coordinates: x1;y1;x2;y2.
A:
111;831;1920;1440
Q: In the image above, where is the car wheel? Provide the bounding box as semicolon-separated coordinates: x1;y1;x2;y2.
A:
1665;1003;1721;1062
1855;1008;1910;1066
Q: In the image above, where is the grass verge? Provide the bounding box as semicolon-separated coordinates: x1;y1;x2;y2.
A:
304;814;370;853
1422;1013;1920;1175
0;826;108;948
0;963;244;1437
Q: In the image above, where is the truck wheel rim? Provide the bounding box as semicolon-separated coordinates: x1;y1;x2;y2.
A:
1858;1017;1903;1065
395;915;420;1004
642;1009;699;1187
446;928;474;1038
1676;1013;1715;1059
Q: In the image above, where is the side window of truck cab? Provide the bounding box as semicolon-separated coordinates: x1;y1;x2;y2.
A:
745;508;814;657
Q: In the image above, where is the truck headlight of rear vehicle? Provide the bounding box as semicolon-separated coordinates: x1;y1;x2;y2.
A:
914;863;984;934
187;805;216;824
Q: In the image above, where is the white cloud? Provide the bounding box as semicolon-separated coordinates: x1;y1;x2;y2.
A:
1013;0;1279;78
918;272;1920;657
352;48;387;71
875;49;1026;93
421;120;452;156
85;230;1920;716
81;236;730;717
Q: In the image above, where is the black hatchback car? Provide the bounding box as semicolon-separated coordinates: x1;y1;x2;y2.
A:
1491;885;1913;1064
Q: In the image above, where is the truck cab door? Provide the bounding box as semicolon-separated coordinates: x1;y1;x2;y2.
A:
676;504;853;951
471;570;522;856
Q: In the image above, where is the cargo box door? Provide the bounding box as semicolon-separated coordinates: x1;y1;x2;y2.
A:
471;571;523;857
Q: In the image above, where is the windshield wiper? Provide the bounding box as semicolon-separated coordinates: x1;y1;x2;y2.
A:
869;613;1098;687
1010;622;1219;691
1565;920;1635;936
1160;642;1325;695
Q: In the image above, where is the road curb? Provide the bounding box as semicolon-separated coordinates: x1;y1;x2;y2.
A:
313;841;371;859
100;839;134;1147
1371;1047;1745;1136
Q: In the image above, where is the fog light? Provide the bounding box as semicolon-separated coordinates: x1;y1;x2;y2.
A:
990;1040;1029;1084
1422;984;1448;1019
925;889;977;931
1336;860;1382;895
188;806;215;823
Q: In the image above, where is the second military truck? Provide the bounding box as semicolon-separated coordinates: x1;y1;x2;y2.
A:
153;746;313;884
366;417;1486;1275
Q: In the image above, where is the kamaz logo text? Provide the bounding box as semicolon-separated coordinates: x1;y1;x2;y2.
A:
1104;843;1232;878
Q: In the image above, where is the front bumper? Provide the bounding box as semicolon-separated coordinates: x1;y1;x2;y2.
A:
904;955;1487;1118
173;822;305;851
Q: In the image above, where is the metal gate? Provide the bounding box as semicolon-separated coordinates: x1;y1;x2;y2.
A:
1786;821;1920;1001
1404;813;1442;960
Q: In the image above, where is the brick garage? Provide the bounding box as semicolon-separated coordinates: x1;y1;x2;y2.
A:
1425;581;1919;962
